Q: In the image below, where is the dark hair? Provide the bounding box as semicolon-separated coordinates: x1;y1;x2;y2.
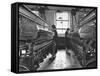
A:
52;25;56;29
67;28;70;31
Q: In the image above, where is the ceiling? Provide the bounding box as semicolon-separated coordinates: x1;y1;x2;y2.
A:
26;5;76;11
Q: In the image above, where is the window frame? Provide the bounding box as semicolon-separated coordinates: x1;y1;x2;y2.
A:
56;11;70;35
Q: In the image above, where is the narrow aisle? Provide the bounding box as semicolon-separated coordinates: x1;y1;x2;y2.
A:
37;50;82;70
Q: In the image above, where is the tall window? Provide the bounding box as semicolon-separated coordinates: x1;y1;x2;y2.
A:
56;12;70;35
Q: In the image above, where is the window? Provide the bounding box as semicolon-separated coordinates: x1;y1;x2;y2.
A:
56;12;70;35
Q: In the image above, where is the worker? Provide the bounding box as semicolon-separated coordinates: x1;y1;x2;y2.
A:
65;28;72;52
49;24;58;60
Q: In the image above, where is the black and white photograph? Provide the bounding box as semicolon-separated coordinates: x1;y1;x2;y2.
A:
11;2;97;73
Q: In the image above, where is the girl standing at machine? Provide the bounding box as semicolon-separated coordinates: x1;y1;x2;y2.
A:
50;24;58;60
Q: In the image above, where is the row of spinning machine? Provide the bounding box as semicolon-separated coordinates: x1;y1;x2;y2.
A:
19;5;56;72
71;8;97;68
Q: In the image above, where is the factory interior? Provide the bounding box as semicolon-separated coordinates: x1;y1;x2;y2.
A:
19;4;97;72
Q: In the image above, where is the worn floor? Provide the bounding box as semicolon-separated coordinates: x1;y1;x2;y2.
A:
37;49;82;70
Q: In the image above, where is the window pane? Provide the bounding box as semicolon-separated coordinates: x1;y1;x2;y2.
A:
62;30;66;34
57;30;66;34
56;21;69;29
56;21;63;28
63;21;69;28
57;30;63;34
62;12;69;20
56;12;69;20
56;13;63;20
